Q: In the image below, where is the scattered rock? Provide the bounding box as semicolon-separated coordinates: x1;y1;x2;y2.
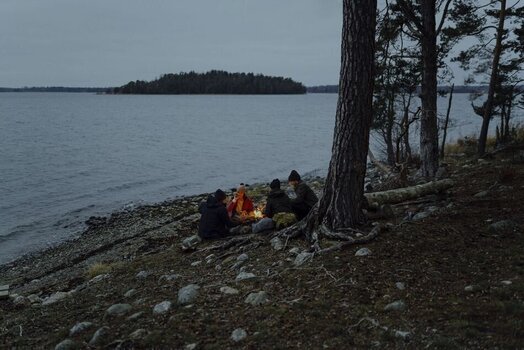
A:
220;286;239;295
270;237;283;251
244;291;269;306
412;211;431;221
426;206;439;213
294;252;313;266
153;301;172;315
182;235;201;250
464;285;480;292
129;329;148;339
501;280;512;286
395;282;406;290
355;248;371;257
69;321;94;336
178;284;200;305
27;294;43;304
42;292;71;306
235;272;256;282
488;220;520;235
159;274;180;283
185;343;198;350
13;295;29;307
474;190;489;198
395;330;411;340
231;328;248;342
124;289;137;298
384;300;406;312
191;261;202;267
135;270;151;279
231;261;245;270
89;273;110;284
127;312;144;321
237;253;249;262
288;247;300;256
134;298;148;305
205;254;216;264
106;303;132;317
88;326;110;347
55;339;78;350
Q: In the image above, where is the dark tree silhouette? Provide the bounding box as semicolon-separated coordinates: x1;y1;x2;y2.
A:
110;71;306;95
280;0;378;246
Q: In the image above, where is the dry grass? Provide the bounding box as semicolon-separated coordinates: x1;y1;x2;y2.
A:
445;125;524;156
85;262;113;279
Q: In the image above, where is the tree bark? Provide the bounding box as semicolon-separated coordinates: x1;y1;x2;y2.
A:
419;0;439;177
478;0;507;156
315;0;377;230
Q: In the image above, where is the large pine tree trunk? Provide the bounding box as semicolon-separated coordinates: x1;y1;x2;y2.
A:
478;0;506;156
419;0;439;177
315;0;377;230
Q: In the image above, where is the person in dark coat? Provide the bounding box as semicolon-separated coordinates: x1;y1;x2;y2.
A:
198;189;238;239
288;170;318;220
264;179;292;218
252;179;294;234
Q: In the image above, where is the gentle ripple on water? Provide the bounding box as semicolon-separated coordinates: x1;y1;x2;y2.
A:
0;92;521;264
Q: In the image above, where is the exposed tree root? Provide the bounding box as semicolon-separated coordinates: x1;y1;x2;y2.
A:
275;202;383;254
315;225;382;255
203;236;253;252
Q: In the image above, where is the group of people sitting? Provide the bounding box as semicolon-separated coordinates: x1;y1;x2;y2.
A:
198;170;318;239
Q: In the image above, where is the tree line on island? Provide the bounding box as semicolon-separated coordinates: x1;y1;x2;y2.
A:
108;70;307;95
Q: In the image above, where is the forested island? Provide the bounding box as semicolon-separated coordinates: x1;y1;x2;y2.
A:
109;70;306;95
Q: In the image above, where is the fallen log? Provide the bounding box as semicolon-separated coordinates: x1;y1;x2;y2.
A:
365;179;454;207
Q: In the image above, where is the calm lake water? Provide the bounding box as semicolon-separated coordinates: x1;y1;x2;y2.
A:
0;92;521;264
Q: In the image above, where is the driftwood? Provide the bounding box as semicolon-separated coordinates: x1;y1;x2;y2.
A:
365;179;454;208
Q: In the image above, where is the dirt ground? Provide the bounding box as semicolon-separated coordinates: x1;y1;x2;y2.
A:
1;151;523;349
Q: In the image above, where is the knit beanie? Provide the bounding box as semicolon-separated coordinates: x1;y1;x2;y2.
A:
288;170;301;182
214;189;226;202
270;179;280;189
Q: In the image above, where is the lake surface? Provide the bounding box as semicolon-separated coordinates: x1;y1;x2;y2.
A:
0;92;521;264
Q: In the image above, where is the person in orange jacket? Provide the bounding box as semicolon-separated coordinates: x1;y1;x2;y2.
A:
227;184;254;222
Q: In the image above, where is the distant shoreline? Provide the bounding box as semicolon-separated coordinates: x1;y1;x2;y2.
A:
1;85;499;94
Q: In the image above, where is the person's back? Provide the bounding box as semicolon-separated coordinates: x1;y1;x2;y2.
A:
199;190;236;239
264;179;292;218
295;181;318;209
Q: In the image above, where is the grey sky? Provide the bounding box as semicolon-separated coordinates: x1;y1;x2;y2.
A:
0;0;344;87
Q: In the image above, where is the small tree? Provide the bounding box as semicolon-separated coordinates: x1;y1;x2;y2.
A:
451;0;524;154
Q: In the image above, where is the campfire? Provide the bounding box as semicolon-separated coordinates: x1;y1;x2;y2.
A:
253;205;265;219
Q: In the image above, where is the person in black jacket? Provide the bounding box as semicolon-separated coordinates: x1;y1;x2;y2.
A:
252;179;294;234
198;189;238;239
264;179;292;218
288;170;318;220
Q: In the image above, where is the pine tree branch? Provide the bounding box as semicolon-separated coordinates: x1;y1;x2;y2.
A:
396;0;425;35
436;0;453;36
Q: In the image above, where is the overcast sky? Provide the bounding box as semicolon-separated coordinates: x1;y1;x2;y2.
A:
0;0;348;87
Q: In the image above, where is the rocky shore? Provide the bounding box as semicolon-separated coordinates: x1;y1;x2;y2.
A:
1;153;523;349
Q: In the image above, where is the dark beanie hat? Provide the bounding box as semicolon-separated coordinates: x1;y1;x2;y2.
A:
288;170;301;182
215;189;226;202
270;179;280;189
